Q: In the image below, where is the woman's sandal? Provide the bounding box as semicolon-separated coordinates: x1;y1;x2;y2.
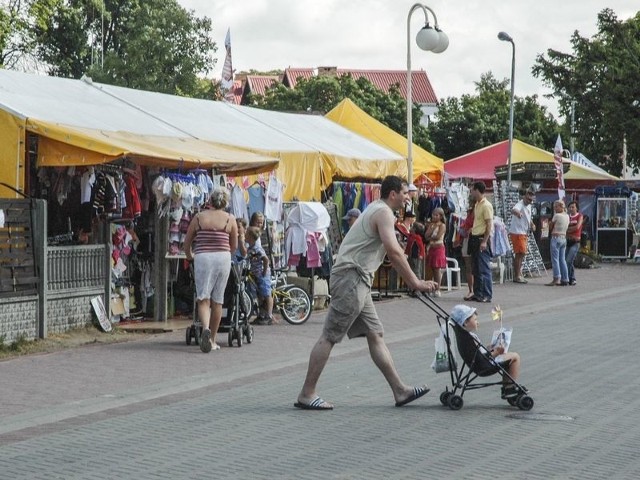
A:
463;293;474;301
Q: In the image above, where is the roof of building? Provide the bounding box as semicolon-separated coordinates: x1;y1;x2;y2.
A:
282;67;438;105
282;68;315;88
228;80;244;105
244;75;280;97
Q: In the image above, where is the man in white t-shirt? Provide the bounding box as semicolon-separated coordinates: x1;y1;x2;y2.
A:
508;189;536;283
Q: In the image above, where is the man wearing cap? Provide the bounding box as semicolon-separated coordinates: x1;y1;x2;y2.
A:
342;208;361;232
508;189;536;284
405;183;418;217
295;175;438;411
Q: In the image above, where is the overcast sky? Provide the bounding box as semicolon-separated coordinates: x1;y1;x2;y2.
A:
177;0;637;119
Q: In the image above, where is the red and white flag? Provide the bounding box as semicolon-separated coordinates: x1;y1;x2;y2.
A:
553;134;566;201
221;28;235;103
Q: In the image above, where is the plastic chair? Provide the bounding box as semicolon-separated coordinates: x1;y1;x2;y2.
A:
490;256;506;284
442;257;461;291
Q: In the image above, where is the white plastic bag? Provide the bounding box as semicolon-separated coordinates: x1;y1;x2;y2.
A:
431;331;456;373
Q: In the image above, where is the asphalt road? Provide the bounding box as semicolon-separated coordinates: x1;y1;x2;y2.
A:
0;262;638;479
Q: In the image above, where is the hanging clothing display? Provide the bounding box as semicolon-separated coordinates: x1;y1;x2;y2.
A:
448;182;470;214
264;175;284;222
247;183;265;219
491;217;511;257
417;188;450;222
230;183;249;222
123;173;142;219
284;202;332;277
331;181;381;221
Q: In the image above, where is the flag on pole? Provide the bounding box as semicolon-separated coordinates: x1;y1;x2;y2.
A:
221;28;235;103
553;134;566;201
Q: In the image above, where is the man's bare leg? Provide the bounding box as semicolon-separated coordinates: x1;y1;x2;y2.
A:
366;331;428;405
296;335;335;408
514;253;524;280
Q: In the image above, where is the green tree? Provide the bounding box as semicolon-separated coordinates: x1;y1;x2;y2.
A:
533;8;640;175
249;73;434;152
429;72;558;160
28;0;217;97
0;0;39;69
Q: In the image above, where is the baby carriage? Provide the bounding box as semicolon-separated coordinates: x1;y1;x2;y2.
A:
418;293;534;411
185;260;254;347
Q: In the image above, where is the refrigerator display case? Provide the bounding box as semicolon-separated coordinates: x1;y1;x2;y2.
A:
596;197;630;258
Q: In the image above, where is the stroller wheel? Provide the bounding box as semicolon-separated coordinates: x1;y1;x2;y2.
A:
517;395;534;411
185;327;192;346
236;327;243;347
507;396;519;407
228;328;234;347
245;326;254;344
439;391;451;406
194;327;201;346
448;395;463;410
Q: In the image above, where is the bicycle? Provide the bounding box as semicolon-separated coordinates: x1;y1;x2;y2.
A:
246;269;312;325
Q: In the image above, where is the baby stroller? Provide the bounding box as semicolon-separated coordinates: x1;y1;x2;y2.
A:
418;294;534;411
185;260;254;347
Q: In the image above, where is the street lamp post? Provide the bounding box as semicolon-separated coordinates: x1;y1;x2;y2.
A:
498;31;515;187
406;4;448;184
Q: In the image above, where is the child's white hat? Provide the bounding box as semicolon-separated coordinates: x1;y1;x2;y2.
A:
450;304;477;326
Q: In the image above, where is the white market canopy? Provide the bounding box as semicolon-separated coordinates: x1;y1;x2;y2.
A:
0;69;404;200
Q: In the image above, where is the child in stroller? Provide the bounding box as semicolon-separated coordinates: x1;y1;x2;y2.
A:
450;304;521;399
417;294;532;410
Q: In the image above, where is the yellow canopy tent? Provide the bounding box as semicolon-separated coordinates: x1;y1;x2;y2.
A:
325;98;444;184
0;110;26;197
29;120;279;174
211;102;405;201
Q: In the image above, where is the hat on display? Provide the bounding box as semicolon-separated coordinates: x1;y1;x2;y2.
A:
342;208;361;220
162;177;173;198
152;175;168;205
450;304;477;326
192;185;204;206
170;207;183;223
408;184;418;192
181;183;194;211
171;181;183;201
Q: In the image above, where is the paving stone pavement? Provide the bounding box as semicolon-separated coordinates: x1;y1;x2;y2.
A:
0;262;639;479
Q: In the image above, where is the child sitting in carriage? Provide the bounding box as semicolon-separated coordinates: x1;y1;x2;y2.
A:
450;304;522;399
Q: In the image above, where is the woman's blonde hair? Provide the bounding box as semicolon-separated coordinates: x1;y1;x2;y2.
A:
210;187;229;210
432;207;446;222
246;226;261;241
250;211;265;227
